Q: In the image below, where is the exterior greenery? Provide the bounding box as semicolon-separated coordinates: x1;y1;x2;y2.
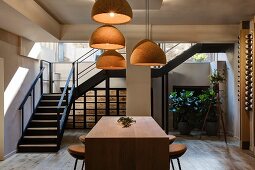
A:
192;53;208;62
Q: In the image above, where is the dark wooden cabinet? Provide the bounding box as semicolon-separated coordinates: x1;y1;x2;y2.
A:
66;88;126;129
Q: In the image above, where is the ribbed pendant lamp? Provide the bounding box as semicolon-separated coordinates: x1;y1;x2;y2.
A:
90;25;125;50
96;50;126;70
130;39;166;66
91;0;133;24
130;0;166;66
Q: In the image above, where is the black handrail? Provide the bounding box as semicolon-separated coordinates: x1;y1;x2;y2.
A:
57;66;74;142
19;67;45;110
18;67;45;137
78;63;96;80
72;49;100;88
78;62;96;76
73;49;96;63
165;43;180;54
78;49;100;63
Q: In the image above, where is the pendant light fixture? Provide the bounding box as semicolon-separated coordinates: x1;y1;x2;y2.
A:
130;39;166;66
96;50;126;70
91;0;133;24
130;0;166;66
90;25;125;50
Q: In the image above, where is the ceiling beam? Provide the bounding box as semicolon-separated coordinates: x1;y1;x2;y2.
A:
1;0;60;41
61;24;239;43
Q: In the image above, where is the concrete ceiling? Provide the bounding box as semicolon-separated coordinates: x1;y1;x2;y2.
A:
35;0;255;25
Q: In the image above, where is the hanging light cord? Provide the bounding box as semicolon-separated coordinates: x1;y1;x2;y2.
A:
146;0;150;40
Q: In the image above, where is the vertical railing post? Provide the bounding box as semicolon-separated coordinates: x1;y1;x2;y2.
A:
40;61;43;95
49;62;53;94
72;63;75;87
32;88;35;111
57;108;60;141
66;87;69;105
21;107;24;137
76;62;79;87
72;63;76;129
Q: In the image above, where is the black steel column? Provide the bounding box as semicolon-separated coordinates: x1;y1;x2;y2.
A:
40;61;43;95
151;88;154;118
95;90;98;123
106;73;110;116
165;74;169;134
49;63;53;94
84;94;86;129
162;76;165;130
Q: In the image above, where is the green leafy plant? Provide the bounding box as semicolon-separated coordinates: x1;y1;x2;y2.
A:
117;117;136;128
192;53;208;62
169;90;198;124
197;89;219;122
209;70;225;85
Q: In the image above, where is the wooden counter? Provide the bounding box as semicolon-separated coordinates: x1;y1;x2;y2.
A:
85;116;169;170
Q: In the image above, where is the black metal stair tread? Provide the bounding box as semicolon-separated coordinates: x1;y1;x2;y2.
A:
43;93;62;96
23;136;57;138
40;100;66;102
19;144;58;147
37;106;65;108
34;113;63;115
31;120;58;122
27;127;57;130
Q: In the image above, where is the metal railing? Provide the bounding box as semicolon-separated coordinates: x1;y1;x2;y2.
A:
72;49;101;87
57;66;75;144
18;66;45;137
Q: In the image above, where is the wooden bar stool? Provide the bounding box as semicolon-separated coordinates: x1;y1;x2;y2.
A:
68;145;85;170
79;135;86;144
169;144;187;170
167;135;176;144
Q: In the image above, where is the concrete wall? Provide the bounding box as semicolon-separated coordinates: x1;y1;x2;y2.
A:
218;49;240;138
0;29;39;158
170;63;211;87
0;58;4;160
126;39;151;116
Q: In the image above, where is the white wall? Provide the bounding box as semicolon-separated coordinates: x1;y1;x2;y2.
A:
0;58;4;160
0;29;40;158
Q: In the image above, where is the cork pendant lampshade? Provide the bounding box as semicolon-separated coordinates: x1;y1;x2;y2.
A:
90;25;125;50
96;50;126;70
91;0;133;24
130;39;166;66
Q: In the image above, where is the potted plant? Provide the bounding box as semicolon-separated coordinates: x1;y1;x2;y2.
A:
169;90;198;135
209;70;225;92
198;89;219;136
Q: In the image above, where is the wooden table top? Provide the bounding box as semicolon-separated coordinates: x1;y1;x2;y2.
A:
86;116;167;138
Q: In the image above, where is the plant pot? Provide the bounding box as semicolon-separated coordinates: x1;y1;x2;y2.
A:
178;122;191;135
206;121;219;136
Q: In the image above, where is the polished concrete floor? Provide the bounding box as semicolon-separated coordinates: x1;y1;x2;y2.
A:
0;130;255;170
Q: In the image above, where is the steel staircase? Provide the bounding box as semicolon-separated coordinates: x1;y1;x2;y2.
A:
17;43;233;152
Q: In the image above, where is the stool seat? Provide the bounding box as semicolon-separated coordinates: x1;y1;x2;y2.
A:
167;135;176;144
68;145;85;160
169;144;187;159
79;135;86;144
